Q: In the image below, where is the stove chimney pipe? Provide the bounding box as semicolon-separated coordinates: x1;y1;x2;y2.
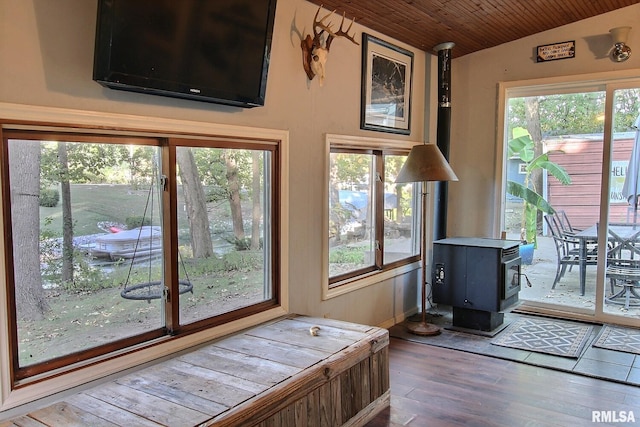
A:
432;42;455;241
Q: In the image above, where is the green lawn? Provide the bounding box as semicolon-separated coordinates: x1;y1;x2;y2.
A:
40;184;158;236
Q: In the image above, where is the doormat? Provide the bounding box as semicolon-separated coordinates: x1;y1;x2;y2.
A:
491;316;593;358
593;325;640;355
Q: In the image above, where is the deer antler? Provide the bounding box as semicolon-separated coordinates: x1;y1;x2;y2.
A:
325;12;359;50
301;5;359;85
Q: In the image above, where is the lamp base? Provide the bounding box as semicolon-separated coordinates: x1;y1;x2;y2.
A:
406;321;441;336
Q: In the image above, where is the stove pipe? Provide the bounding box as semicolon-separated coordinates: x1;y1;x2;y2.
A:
432;42;455;241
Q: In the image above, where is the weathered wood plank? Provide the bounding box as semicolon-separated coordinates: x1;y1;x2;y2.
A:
167;359;267;395
280;317;371;341
179;346;301;387
280;403;295;426
359;357;372;410
293;394;307;425
292;315;377;334
344;389;390;427
85;382;210;427
370;350;382;401
318;382;333;427
339;369;352;423
331;376;342;425
28;401;119;427
114;368;229;416
212;333;332;369
380;346;390;393
64;394;162;427
0;416;48;427
246;318;361;353
306;387;320;425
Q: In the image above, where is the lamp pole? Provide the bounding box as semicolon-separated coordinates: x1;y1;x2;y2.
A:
394;143;458;336
406;180;440;335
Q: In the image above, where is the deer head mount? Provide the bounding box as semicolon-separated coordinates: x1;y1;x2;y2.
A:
301;6;358;86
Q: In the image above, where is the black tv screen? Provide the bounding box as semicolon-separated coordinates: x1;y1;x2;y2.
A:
93;0;277;108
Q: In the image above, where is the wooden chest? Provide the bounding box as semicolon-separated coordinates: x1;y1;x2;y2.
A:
2;315;390;426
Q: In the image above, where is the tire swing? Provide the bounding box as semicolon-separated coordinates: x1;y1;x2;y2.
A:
120;172;193;303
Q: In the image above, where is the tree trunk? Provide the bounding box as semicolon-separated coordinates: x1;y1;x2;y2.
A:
395;185;403;222
251;152;261;250
329;158;342;243
225;153;245;241
525;97;544;234
58;142;74;284
176;147;214;258
9;140;48;320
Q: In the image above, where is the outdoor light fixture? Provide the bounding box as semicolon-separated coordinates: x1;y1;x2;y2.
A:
395;143;458;336
610;26;632;62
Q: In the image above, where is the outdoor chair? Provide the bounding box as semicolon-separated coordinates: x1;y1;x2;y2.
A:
607;226;640;259
557;210;583;236
605;227;640;309
544;214;598;289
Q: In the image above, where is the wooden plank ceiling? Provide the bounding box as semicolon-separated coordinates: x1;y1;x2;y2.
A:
306;0;640;57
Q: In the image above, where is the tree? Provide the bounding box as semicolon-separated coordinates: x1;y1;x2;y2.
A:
176;147;214;258
40;142;130;287
251;152;261;250
225;152;245;241
58;142;74;284
10;140;48;320
328;152;372;242
507;90;640;140
525;97;544;238
386;155;407;222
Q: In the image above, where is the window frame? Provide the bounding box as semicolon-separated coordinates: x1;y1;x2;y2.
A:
495;70;640;327
0;102;289;411
323;134;421;300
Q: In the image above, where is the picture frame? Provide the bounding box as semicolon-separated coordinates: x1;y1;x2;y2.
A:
360;34;413;135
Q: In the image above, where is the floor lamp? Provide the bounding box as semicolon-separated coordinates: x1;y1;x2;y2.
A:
395;143;458;336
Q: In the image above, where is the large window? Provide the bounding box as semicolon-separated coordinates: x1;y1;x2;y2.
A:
2;129;281;382
327;135;419;291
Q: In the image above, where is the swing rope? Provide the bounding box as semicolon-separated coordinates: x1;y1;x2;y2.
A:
121;168;193;302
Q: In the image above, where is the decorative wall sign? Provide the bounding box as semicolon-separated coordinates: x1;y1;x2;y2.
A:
536;41;575;62
361;34;413;134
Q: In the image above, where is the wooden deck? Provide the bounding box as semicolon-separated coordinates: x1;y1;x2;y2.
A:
1;316;389;427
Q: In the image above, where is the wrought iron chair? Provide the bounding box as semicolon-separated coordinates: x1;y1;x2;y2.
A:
605;227;640;309
556;210;583;236
544;214;597;289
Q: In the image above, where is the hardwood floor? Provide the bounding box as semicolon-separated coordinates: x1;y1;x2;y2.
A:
365;337;640;426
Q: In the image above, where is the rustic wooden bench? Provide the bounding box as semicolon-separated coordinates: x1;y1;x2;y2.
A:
2;315;389;426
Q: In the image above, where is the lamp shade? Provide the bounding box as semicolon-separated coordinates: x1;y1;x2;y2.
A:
610;26;631;44
395;143;458;183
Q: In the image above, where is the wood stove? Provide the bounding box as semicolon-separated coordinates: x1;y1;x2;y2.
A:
432;237;521;331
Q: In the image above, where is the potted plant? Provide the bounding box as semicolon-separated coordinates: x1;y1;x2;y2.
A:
507;127;571;263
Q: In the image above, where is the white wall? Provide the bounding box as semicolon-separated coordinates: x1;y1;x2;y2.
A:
448;4;640;239
0;0;430;328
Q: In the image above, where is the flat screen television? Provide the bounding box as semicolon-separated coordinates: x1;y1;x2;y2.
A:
93;0;277;108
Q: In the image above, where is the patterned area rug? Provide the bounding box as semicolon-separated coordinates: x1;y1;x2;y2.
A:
491;316;593;358
593;325;640;355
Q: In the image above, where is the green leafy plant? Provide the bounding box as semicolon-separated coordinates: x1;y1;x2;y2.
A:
39;188;60;207
507;127;571;247
125;216;151;229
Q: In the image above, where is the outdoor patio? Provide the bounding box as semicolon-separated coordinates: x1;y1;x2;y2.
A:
517;235;640;320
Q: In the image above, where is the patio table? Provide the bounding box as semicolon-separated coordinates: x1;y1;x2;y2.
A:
575;223;640;296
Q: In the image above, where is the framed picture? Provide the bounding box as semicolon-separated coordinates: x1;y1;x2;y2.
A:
361;34;413;135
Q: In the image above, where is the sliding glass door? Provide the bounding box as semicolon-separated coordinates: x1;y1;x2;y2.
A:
603;86;640;321
500;75;640;326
